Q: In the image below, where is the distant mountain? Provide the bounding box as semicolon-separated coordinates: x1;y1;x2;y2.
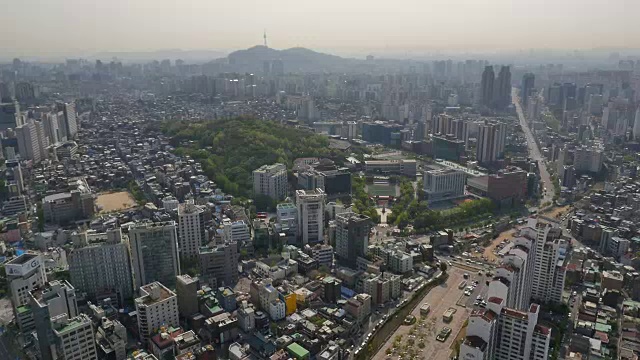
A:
213;45;366;73
90;49;229;63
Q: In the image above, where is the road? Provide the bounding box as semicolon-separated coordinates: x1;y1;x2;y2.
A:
512;88;554;206
372;267;471;360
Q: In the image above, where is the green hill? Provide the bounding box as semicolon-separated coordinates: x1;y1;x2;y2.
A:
162;118;342;198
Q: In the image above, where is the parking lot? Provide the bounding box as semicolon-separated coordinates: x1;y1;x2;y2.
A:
372;267;471;360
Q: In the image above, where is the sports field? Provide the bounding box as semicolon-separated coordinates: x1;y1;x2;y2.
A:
366;184;398;197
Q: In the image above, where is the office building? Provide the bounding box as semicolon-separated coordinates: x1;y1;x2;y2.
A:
310;244;333;267
178;200;207;258
521;73;535;107
223;218;250;244
42;189;96;224
432;134;465;161
56;101;78;139
16;119;48;162
296;189;326;245
6;252;47;308
129;221;180;289
363;159;417;176
633;107;640;140
135;282;179;344
68;228;134;305
276;202;298;238
335;212;371;266
52;314;97;360
423;168;465;203
95;318;127;360
31;280;80;360
476;120;506;164
0;101;22;130
176;274;199;318
253;163;287;201
198;243;238;288
480;66;495;107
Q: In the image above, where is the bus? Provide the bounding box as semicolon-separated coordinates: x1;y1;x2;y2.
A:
458;280;467;290
256;212;268;219
420;303;431;316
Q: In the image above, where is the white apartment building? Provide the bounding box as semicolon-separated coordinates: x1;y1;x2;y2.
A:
178;200;206;258
296;189;326;245
223;218;250;244
574;145;603;173
162;197;179;212
253;163;287;200
528;219;568;305
487;235;535;311
237;301;255;332
129;221;180;289
476;120;506;164
6;252;46;308
276;202;298;237
423;168;465;203
135;282;179;344
268;299;286;321
52;313;97;360
310;244;333;267
16;119;48;162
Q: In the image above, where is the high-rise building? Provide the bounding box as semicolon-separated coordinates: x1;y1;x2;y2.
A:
176;274;199;319
335;212;371;266
480;66;495;107
253;163;287;201
129;221;180;289
135;282;179;344
43;112;60;144
633;106;640;140
459;218;555;360
423;168;466;203
16;119;48;162
177;200;207;258
494;66;512;109
276;202;298;238
31;280;80;360
6;252;47;309
68;228;134;305
51;314;97;360
56;101;78;139
476;120;506;164
198;243;238;288
528;219;568;304
296;189;326;245
95;318;127;360
521;73;535;107
0;101;22;130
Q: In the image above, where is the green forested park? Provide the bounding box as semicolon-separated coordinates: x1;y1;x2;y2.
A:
162;117;343;198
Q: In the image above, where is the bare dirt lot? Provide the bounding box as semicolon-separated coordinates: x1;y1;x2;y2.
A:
96;191;138;213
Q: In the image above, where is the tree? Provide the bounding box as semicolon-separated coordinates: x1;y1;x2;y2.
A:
439;262;447;273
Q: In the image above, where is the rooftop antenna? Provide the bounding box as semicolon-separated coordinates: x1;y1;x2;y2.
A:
263;30;268;47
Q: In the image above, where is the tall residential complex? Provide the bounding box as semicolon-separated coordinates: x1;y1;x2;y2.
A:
68;228;134;305
494;66;512;109
0;101;22;130
253;163;287;201
423;168;466;203
459;217;565;360
16;119;48;162
129;221;180;289
135;282;179;344
480;66;495;108
476;120;506;164
335;212;372;266
296;189;326;245
521;73;535;107
177;200;207;258
56;101;78;139
198;243;239;288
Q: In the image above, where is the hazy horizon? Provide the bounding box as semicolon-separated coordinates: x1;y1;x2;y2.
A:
2;0;640;60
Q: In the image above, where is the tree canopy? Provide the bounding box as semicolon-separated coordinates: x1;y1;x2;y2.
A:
162;118;339;198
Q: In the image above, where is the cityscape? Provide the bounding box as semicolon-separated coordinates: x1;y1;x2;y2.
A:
1;3;640;360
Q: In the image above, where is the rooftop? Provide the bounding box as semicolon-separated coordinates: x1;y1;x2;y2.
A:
7;252;38;265
138;282;175;305
464;335;488;351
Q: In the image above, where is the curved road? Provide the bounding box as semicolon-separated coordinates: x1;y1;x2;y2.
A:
512;88;554;206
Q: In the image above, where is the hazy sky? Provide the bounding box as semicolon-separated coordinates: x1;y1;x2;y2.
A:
2;0;639;57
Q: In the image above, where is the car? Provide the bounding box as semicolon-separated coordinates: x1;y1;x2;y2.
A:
476;295;482;301
478;271;483;275
480;301;487;308
463;273;469;279
436;327;453;342
572;291;577;297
